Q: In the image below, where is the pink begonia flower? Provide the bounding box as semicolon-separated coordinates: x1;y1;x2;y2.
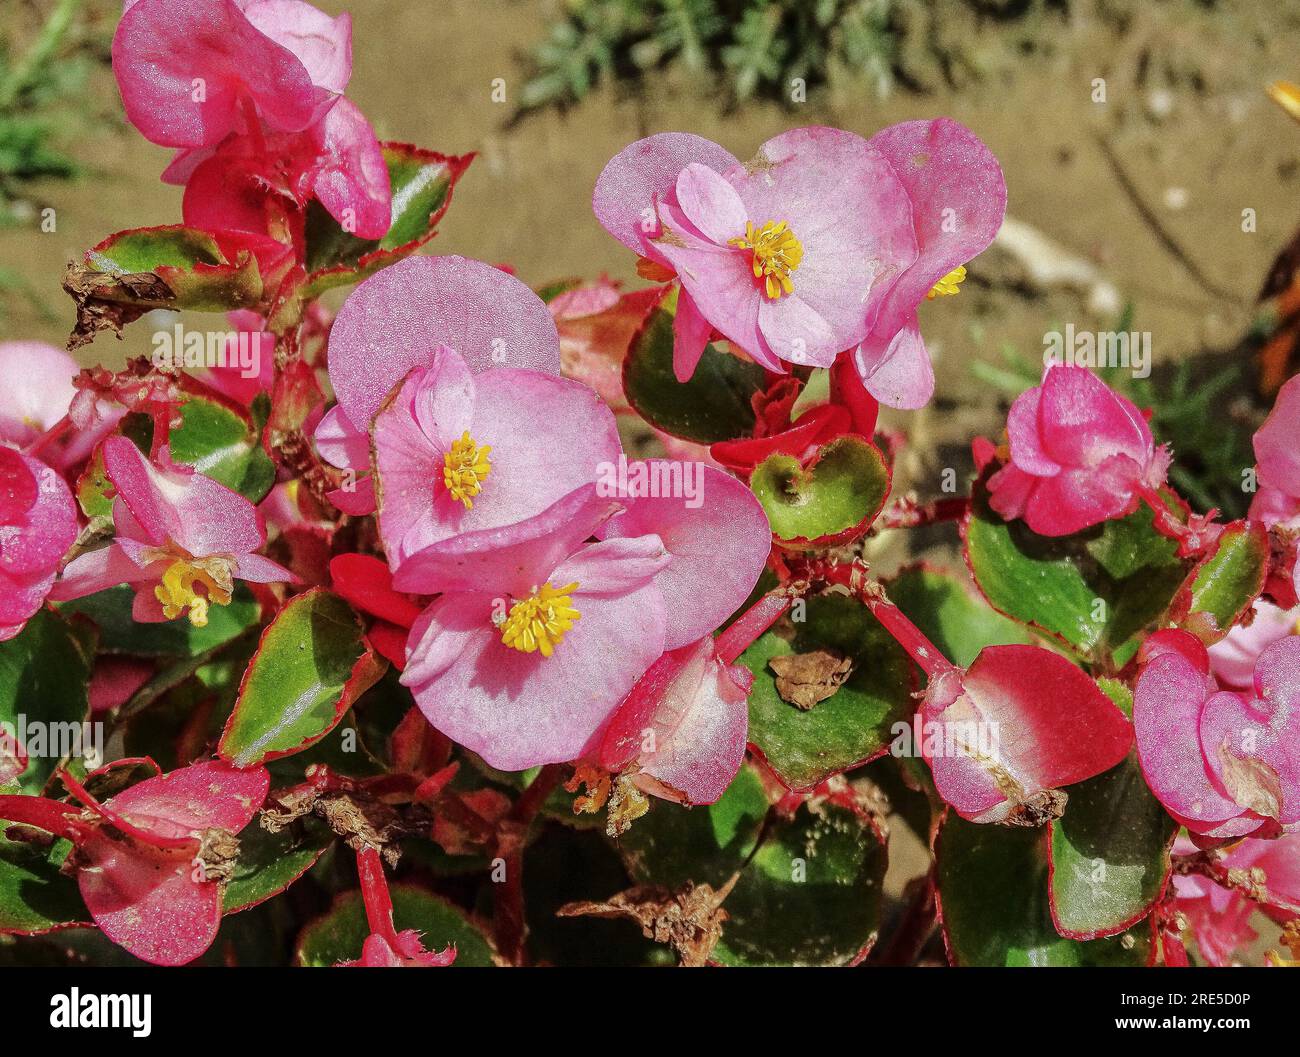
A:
1250;373;1300;530
1208;601;1300;689
0;759;269;965
182;94;392;246
987;364;1171;537
1172;833;1300;966
0;342;76;446
50;436;293;625
595;128;918;380
0;446;78;642
371;346;620;571
1134;629;1300;839
919;644;1133;823
113;0;349;150
849;119;1007;409
316;256;562;515
593;121;1005;406
398;463;770;771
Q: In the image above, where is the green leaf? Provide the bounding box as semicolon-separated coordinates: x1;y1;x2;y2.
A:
301;144;473;296
888;566;1033;668
296;884;497;966
1048;750;1177;940
0;835;85;934
621;768;886;965
963;489;1187;661
222;818;335;915
621;285;766;443
57;583;259;659
750;435;890;545
169;395;275;503
937;813;1149;966
737;593;914;791
1173;520;1269;643
219;590;384;767
0;610;92;794
74;446;114;524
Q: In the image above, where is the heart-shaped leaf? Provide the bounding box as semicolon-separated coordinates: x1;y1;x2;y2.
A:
0;835;86;934
621;768;886;965
169;394;275;503
58;583;260;659
219;590;384;767
301;144;473;297
737;593;914;791
751;434;890;547
963;488;1187;662
296;884;497;967
622;286;767;444
936;813;1150;966
887;565;1033;669
1048;744;1178;941
66;226;262;348
1171;520;1269;643
0;610;92;794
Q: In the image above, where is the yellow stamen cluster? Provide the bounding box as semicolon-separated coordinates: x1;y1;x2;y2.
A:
498;581;580;657
729;220;803;300
442;431;492;509
927;264;967;299
154;555;235;627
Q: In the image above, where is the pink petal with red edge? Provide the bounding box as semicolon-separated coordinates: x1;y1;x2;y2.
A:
0;448;40;529
672;288;714;383
598;462;770;650
852;314;934;410
1254;374;1300;500
0;569;57;641
49;543;151;602
0;342;76;446
112;0;328;148
1004;385;1059;476
593;133;739;254
864;118;1006;333
104;759;268;841
314;404;371;471
1020;455;1142;536
404;543;667;770
924;645;1132;822
391;484;622;598
0;450;77;576
326;256;561;435
308;96;392;240
1036;365;1152;469
736;127;918;347
242;0;352;94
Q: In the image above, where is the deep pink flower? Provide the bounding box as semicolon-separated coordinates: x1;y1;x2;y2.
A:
0;446;78;641
1134;629;1300;839
316;256;563;515
51;436;293;624
595;128;918;379
1250;373;1300;530
398;462;769;771
919;644;1133;823
987;364;1170;536
0;759;268;965
371;347;620;571
113;0;349;150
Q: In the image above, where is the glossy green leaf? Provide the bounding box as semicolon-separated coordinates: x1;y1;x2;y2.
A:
302;145;473;295
963;490;1187;660
58;583;259;659
888;566;1033;668
0;610;92;794
937;814;1149;966
1174;520;1269;643
737;593;914;791
74;446;114;524
751;435;890;545
622;286;766;443
296;884;497;966
219;590;383;767
0;836;85;934
170;395;275;503
223;818;335;915
1048;749;1177;940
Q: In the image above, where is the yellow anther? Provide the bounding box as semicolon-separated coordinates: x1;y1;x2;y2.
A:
729;220;803;300
498;581;580;658
154;554;235;627
927;265;967;299
442;431;492;509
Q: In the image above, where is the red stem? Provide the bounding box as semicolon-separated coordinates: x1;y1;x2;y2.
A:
493;763;564;965
716;590;793;664
878;497;970;531
0;795;86;843
356;844;401;946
